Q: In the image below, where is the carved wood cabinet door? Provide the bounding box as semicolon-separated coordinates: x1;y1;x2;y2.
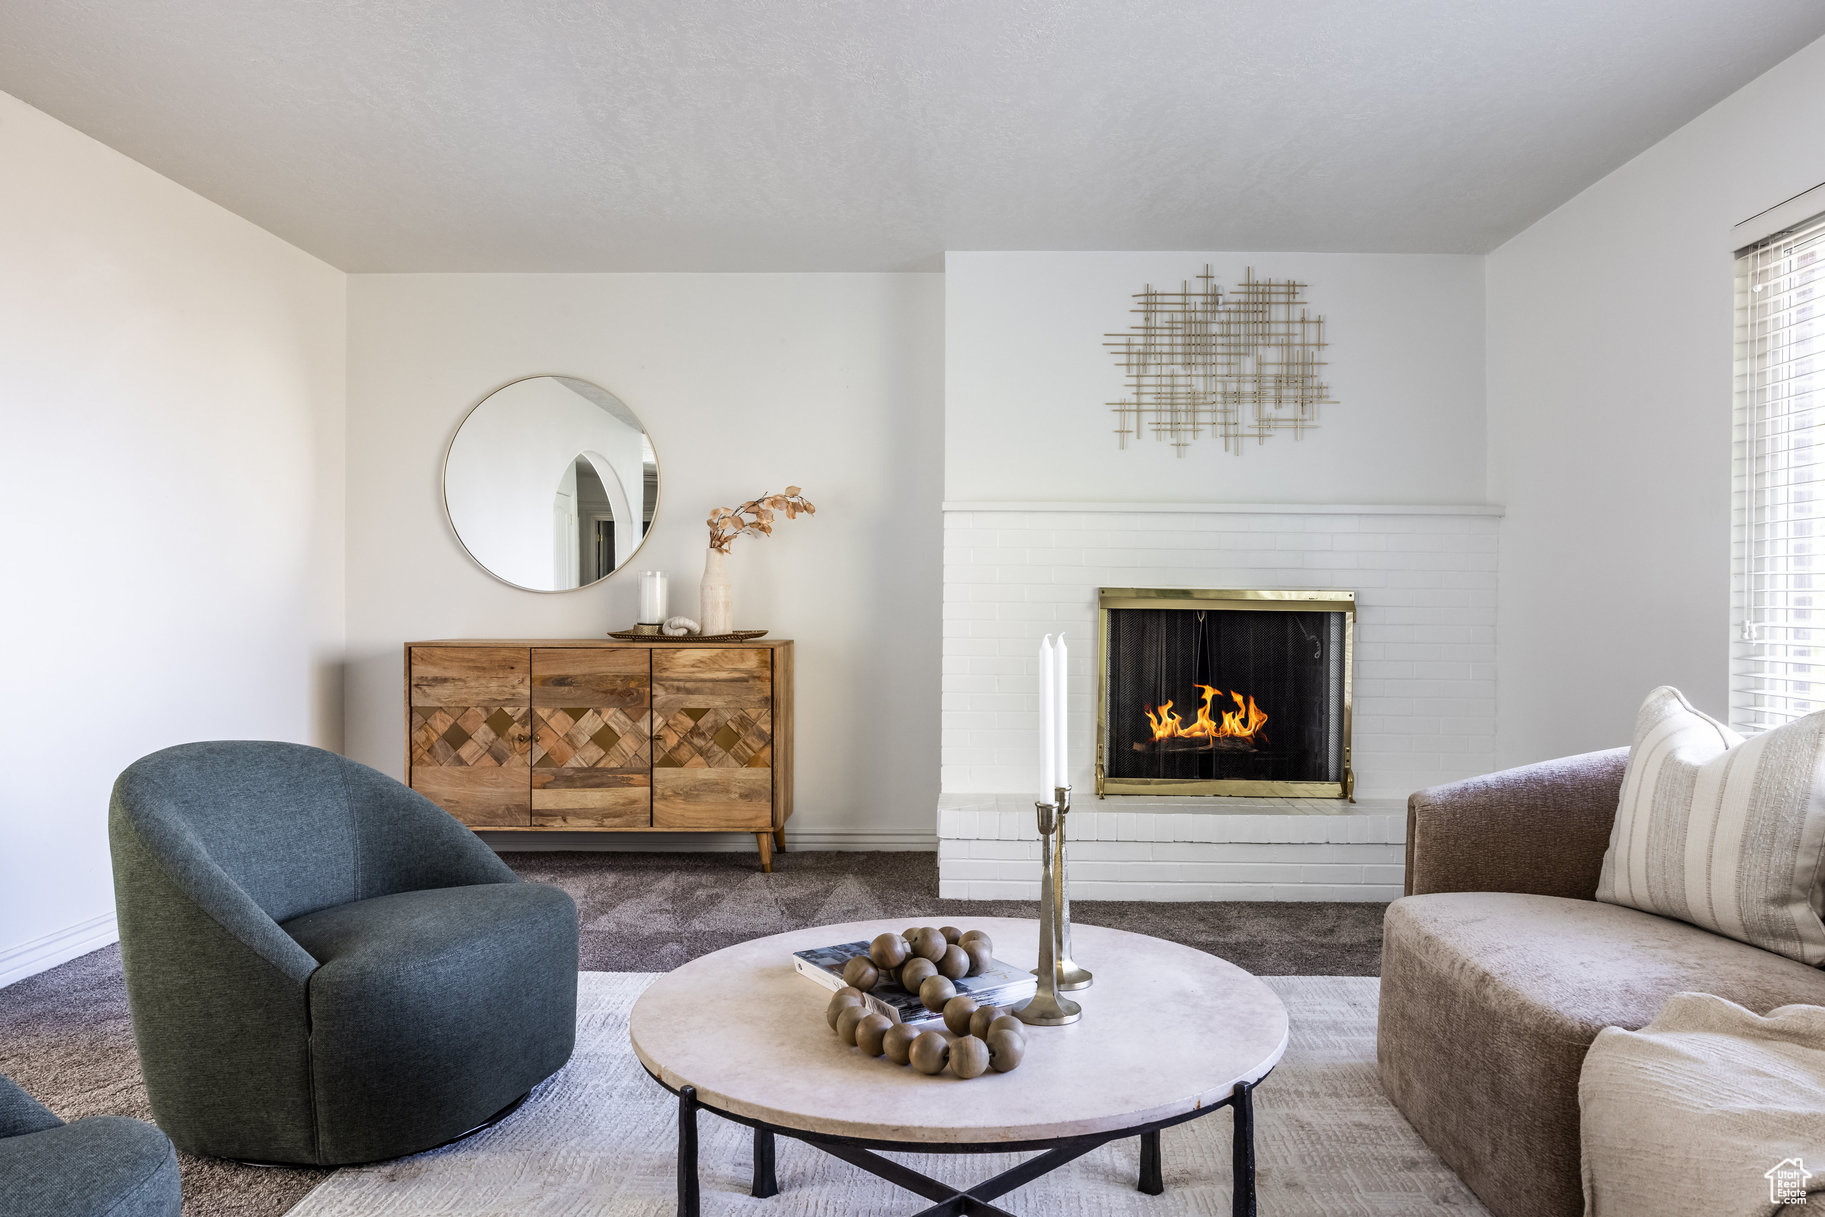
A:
408;646;533;827
651;648;773;829
531;648;653;828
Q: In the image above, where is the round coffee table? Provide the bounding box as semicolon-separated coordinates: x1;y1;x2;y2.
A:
630;917;1288;1217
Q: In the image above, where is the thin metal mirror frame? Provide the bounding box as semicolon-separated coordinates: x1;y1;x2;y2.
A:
441;373;664;594
1094;587;1356;800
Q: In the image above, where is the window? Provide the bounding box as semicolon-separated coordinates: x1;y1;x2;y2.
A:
1733;210;1825;731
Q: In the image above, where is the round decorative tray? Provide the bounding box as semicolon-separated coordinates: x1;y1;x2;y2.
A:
607;629;769;643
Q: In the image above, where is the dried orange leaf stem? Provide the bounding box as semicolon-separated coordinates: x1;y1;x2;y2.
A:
706;487;816;553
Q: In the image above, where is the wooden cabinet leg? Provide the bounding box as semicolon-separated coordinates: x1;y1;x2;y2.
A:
755;831;774;873
772;826;786;853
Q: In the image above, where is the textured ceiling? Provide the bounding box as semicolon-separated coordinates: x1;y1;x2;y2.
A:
3;1;1822;271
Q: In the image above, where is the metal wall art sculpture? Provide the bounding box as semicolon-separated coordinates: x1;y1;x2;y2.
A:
1106;266;1333;455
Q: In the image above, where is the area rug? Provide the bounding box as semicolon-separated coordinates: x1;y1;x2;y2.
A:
288;974;1484;1216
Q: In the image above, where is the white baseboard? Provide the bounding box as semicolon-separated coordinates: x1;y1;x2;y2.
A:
480;829;937;853
0;912;119;989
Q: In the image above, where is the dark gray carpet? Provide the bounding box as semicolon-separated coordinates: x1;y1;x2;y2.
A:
508;849;1388;976
0;851;1386;1217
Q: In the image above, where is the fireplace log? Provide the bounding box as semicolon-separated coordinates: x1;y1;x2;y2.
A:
1132;737;1257;755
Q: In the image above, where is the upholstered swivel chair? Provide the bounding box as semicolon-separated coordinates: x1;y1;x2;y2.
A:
109;741;578;1166
0;1070;180;1217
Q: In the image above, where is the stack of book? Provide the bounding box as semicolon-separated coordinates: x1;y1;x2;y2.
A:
793;940;1037;1027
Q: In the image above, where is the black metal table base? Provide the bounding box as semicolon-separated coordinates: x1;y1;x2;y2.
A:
659;1073;1260;1217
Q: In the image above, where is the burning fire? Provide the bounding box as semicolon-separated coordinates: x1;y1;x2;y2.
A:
1144;685;1268;743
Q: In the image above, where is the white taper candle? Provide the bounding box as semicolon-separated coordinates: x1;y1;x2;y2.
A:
1038;634;1057;804
1052;633;1069;792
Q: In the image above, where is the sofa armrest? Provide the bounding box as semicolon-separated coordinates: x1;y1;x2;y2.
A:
1405;747;1628;898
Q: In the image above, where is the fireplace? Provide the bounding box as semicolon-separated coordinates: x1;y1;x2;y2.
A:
1096;588;1355;799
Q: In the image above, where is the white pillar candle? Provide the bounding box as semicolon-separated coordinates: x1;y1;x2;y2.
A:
1038;634;1057;804
639;571;668;624
1053;633;1069;792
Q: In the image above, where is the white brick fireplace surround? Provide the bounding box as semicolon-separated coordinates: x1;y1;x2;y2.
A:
938;501;1501;901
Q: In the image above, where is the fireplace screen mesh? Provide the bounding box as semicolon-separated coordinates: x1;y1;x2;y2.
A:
1102;604;1347;789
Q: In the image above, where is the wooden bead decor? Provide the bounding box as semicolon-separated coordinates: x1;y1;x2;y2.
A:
854;1012;893;1057
909;927;947;964
835;1004;870;1046
817;924;1029;1081
958;929;992;952
898;957;938;992
826;989;864;1030
908;1031;950;1076
837;925;995;997
950;1035;991;1079
842;956;880;991
919;975;957;1013
881;1022;919;1066
986;1026;1026;1072
985;1013;1025;1041
869;932;910;970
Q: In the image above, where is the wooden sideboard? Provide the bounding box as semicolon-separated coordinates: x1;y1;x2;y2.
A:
406;639;793;871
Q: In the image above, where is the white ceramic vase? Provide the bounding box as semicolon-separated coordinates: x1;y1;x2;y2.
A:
699;547;733;636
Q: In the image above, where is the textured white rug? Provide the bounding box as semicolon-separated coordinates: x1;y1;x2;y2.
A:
289;973;1485;1216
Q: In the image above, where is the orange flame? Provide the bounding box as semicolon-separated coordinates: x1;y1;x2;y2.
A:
1145;685;1268;742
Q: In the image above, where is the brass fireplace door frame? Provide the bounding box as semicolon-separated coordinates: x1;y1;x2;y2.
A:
1095;588;1356;800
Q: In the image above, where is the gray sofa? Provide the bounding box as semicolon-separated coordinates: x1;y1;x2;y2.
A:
0;1071;179;1217
110;741;579;1166
1378;748;1825;1217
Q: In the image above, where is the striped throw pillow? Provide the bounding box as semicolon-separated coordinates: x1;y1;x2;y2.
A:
1596;686;1825;966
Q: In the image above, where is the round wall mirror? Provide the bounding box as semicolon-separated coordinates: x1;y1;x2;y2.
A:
444;375;659;592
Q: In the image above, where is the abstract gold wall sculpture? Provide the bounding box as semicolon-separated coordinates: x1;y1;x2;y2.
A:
1106;266;1333;455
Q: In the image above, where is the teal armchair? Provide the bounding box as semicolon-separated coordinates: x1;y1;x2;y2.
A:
109;741;578;1165
0;1070;179;1216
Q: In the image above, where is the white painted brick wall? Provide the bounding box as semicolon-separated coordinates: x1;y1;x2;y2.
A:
936;502;1496;902
940;504;1499;801
936;792;1408;901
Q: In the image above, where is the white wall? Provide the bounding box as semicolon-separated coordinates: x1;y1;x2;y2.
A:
0;91;346;983
344;273;944;846
1487;37;1825;767
945;252;1486;504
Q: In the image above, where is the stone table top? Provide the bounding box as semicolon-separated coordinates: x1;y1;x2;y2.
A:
629;917;1289;1144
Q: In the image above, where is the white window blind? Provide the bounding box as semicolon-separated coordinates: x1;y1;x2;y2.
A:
1733;209;1825;731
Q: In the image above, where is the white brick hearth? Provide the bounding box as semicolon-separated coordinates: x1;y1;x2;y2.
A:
938;794;1407;901
939;501;1499;901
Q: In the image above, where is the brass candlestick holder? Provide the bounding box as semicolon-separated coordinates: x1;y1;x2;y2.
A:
1015;792;1082;1027
1050;785;1093;991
